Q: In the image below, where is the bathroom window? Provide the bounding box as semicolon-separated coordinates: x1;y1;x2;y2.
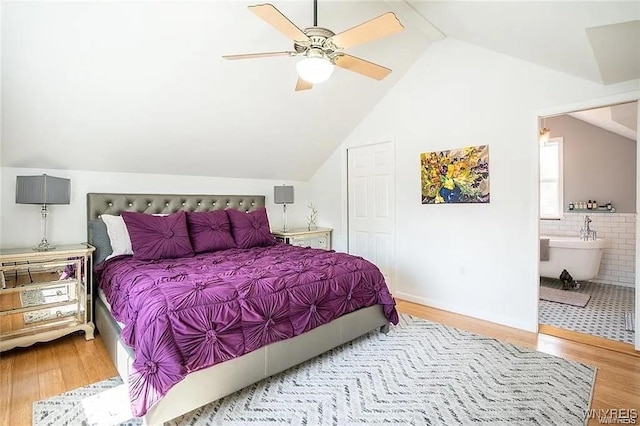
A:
539;137;564;219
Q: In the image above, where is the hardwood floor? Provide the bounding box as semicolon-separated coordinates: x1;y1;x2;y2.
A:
0;333;117;426
1;300;638;425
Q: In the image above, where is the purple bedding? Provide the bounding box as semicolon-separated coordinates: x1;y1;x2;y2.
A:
97;243;398;417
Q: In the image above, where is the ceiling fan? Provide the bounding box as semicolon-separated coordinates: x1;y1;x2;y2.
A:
223;1;404;91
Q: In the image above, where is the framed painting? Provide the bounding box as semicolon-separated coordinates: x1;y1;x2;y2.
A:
420;145;490;204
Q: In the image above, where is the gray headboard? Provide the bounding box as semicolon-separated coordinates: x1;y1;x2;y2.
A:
87;193;266;221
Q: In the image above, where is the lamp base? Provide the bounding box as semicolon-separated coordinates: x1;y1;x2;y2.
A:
281;204;288;233
34;205;55;251
33;241;55;252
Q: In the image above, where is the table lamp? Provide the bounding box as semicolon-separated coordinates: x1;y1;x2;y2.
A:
274;185;294;232
16;174;71;251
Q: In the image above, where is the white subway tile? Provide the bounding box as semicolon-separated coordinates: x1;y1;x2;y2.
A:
541;215;636;286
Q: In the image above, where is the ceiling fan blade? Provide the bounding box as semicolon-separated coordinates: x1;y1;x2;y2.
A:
222;51;294;60
334;54;392;81
248;4;310;43
295;77;313;91
328;12;404;49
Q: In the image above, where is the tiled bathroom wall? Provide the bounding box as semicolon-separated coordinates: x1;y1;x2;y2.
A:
540;212;636;288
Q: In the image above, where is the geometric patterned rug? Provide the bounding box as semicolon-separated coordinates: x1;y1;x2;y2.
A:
33;314;596;426
539;278;635;344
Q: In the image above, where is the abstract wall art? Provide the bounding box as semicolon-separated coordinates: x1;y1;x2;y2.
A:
420;145;490;204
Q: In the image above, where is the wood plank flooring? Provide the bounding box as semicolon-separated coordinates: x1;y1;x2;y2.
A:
0;333;117;426
0;299;638;425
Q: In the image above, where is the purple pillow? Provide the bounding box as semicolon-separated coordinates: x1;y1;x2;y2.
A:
226;207;276;249
122;211;194;261
185;210;236;254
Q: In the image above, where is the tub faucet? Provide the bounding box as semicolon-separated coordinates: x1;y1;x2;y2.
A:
580;215;596;241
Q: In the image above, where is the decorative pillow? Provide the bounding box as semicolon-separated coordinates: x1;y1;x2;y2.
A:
101;214;134;259
88;218;113;265
186;211;236;253
122;211;194;261
226;207;276;249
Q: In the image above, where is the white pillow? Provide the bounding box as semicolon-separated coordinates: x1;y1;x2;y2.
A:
101;214;134;259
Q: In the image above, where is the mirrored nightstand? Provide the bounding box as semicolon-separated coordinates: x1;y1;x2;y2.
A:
272;228;332;250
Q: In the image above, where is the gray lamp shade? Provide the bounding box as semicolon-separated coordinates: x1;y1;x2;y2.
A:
16;174;71;205
274;185;294;204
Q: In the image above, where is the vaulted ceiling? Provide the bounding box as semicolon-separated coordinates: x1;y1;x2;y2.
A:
1;1;638;180
410;1;640;85
0;1;436;180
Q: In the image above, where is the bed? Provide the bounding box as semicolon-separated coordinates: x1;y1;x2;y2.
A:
87;192;398;425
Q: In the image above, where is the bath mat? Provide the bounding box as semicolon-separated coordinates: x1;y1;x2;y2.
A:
624;312;635;332
539;286;591;307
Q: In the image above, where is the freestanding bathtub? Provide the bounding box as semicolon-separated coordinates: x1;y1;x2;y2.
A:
539;235;607;281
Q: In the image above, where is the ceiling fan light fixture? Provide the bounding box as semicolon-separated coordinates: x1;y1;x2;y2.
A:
296;57;334;84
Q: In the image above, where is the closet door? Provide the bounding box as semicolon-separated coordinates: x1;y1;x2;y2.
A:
347;141;395;291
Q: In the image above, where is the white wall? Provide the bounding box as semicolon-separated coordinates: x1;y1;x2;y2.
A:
548;114;636;213
309;38;640;332
637;95;640;350
0;167;310;249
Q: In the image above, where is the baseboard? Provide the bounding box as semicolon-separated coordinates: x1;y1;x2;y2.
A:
538;324;640;358
394;291;537;333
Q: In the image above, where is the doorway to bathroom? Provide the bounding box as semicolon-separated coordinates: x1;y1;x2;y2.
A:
537;99;637;349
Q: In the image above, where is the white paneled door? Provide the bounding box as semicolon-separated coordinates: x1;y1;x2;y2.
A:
347;142;395;291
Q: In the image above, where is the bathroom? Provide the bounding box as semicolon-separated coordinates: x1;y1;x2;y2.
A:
538;101;637;346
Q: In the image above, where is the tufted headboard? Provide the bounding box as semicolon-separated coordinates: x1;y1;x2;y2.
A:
87;193;265;221
87;192;265;250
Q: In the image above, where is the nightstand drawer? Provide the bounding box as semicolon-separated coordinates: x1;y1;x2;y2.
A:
272;228;332;251
290;235;328;250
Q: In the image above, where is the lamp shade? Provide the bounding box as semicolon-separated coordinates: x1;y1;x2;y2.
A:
296;57;334;84
274;185;294;204
16;174;70;205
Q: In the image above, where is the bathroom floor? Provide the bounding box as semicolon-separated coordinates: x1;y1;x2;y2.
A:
539;277;635;344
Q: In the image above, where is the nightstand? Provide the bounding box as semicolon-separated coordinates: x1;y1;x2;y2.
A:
272;228;332;250
0;244;95;352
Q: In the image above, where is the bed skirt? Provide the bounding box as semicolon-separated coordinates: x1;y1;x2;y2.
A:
95;297;389;425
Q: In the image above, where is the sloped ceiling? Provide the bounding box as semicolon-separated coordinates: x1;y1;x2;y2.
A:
3;1;638;181
587;20;640;84
569;101;638;141
0;1;435;180
408;1;640;84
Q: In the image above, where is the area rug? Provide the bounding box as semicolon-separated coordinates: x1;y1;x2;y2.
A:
625;312;635;332
540;285;591;307
19;286;76;324
33;314;596;426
